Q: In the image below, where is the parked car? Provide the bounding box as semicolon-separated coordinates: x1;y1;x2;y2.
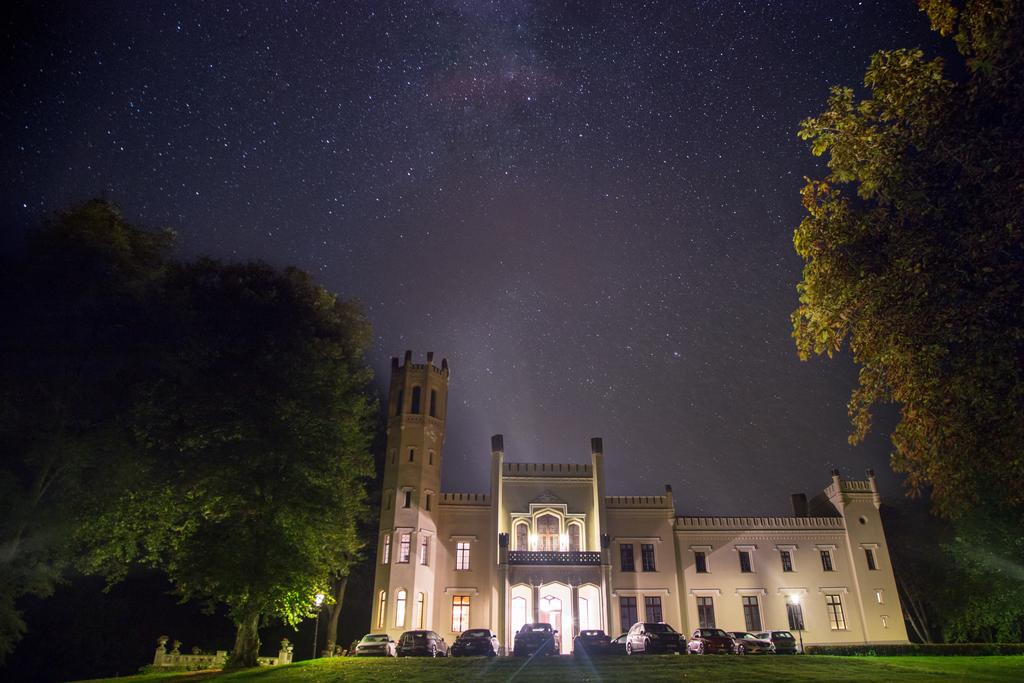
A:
755;630;800;654
625;622;684;655
573;629;612;656
396;630;449;657
608;633;629;654
513;623;558;656
352;633;396;657
687;628;736;654
451;628;500;657
728;631;775;654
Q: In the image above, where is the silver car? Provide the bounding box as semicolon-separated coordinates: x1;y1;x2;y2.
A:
728;631;775;654
353;633;396;657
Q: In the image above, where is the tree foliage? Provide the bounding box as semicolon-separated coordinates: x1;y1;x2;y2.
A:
0;201;173;662
793;0;1024;518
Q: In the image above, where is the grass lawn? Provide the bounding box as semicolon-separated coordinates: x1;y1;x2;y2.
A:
78;654;1024;683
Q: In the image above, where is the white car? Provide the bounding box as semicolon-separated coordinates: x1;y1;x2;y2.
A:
353;633;396;657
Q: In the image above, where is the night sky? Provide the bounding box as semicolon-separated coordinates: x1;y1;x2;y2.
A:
2;1;944;514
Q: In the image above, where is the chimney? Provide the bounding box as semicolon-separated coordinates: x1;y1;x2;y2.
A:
791;493;808;517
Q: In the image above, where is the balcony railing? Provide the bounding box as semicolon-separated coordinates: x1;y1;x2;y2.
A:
507;551;602;566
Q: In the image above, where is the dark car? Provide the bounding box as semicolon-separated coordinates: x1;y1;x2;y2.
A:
396;630;448;657
755;630;800;654
625;622;684;655
728;631;775;654
573;629;612;656
687;628;736;654
513;623;558;656
608;633;629;654
451;628;500;657
352;633;396;657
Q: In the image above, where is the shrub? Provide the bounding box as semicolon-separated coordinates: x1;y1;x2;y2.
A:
804;643;1024;656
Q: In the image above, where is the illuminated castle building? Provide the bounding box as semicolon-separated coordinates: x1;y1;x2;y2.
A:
371;351;909;652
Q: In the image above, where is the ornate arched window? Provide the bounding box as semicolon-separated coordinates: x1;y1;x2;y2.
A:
395;589;407;628
515;522;529;551
568;523;582;552
377;590;386;629
537;514;559;551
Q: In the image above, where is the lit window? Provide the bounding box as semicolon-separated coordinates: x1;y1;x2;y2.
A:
415;593;425;629
395;589;407;628
742;595;762;631
569;524;582;552
641;544;656;571
820;549;834;572
515;523;528;551
620;544;635;572
644;596;662;622
694;551;708;573
511;596;527;635
825;594;847;630
410;386;421;414
377;590;386;629
451;595;470;632
419;536;430;566
619;596;638;629
398;533;411;563
696;596;715;628
865;548;878;570
739;550;752;573
382;534;391;564
456;541;471;570
780;550;793;572
786;602;804;631
875;590;884;604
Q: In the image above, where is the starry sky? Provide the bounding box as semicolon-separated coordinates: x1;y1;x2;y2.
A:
2;1;945;514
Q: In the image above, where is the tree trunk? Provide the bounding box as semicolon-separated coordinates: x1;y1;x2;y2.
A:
325;575;349;656
227;608;261;668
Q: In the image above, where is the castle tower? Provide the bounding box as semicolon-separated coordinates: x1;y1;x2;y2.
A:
371;350;449;637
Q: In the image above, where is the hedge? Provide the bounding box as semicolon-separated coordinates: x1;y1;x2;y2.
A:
804;643;1024;656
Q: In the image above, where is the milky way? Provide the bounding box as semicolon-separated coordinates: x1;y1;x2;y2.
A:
1;1;945;513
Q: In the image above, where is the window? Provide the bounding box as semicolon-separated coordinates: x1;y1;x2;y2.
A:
456;541;471;570
395;389;403;416
377;591;386;629
511;596;527;635
537;514;559;551
429;451;434;465
429;389;437;417
641;544;656;571
742;596;762;631
390;449;396;465
644;596;663;623
619;596;638;629
410;386;421;414
398;533;411;563
452;595;470;632
696;596;715;628
425;493;431;511
820;549;834;572
403;490;412;508
415;593;425;629
780;550;793;572
865;548;877;570
881;615;889;629
419;535;429;565
786;602;805;631
826;594;847;630
568;524;581;552
694;551;708;573
385;489;392;510
620;544;635;572
395;589;407;628
515;523;528;551
875;590;884;605
408;448;415;462
739;550;752;573
382;534;391;564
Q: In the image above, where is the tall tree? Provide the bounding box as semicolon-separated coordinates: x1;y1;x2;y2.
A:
78;258;377;667
0;201;173;662
792;0;1023;518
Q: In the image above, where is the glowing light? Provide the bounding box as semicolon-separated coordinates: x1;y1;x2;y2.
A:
314;593;326;607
